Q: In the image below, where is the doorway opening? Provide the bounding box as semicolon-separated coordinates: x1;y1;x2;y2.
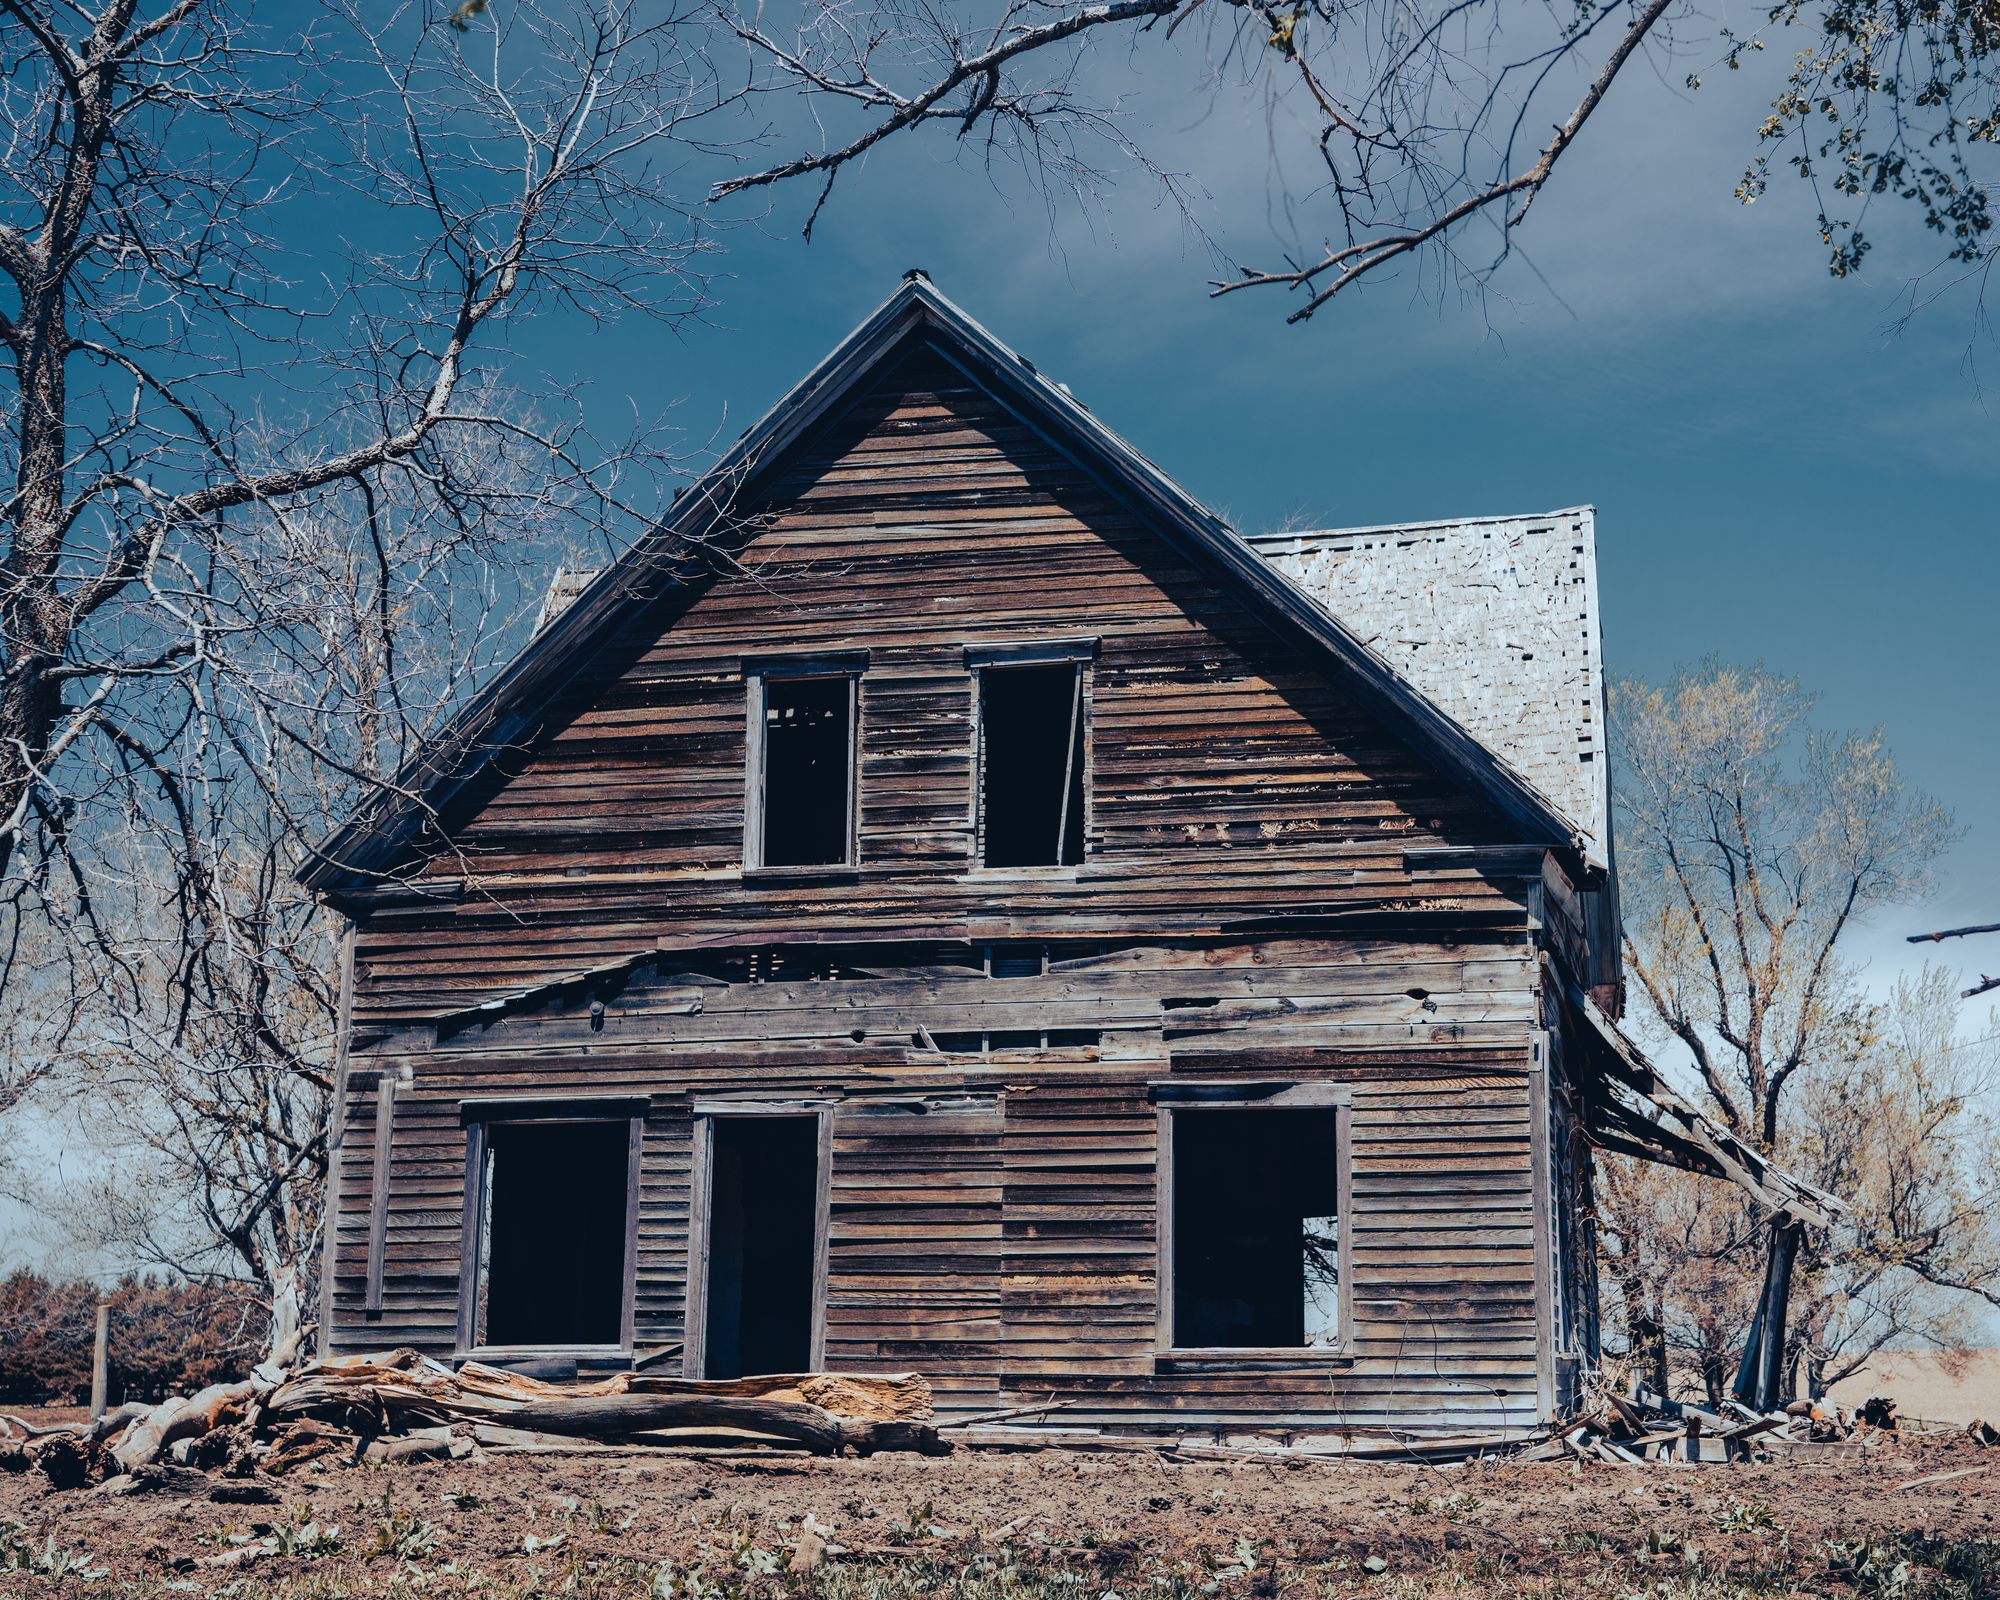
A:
702;1116;820;1377
475;1119;630;1347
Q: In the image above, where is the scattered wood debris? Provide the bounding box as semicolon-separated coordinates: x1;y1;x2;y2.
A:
9;1349;944;1492
20;1354;1980;1493
1511;1384;1905;1467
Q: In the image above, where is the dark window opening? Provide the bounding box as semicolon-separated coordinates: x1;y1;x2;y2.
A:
703;1117;818;1378
1172;1110;1341;1349
981;664;1085;867
758;675;852;867
476;1121;629;1347
986;943;1047;979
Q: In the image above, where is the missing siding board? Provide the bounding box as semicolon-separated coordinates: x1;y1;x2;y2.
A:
363;1076;395;1317
979;663;1086;867
749;671;856;868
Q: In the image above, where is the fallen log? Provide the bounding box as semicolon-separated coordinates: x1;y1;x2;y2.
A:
263;1355;940;1456
471;1393;942;1454
111;1381;254;1475
90;1401;151;1444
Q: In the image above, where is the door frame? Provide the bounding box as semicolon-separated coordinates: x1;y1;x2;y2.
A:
682;1099;835;1378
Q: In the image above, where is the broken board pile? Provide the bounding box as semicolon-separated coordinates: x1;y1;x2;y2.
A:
1519;1387;1959;1466
0;1350;943;1493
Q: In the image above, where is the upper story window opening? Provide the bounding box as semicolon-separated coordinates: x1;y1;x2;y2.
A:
977;658;1088;868
746;662;860;870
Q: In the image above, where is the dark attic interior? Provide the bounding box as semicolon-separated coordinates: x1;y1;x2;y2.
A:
980;660;1087;868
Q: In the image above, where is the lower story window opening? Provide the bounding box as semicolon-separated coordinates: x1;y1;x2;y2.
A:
1157;1089;1351;1355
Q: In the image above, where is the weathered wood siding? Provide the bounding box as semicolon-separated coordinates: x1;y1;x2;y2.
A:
331;933;1550;1434
343;343;1516;1029
325;333;1578;1436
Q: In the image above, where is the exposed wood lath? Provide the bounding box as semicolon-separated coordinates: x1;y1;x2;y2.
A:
1567;984;1844;1230
1248;511;1608;866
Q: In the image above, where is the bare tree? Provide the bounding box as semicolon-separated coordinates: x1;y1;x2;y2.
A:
1603;662;1997;1401
1909;923;2000;1001
0;0;725;1339
1600;970;2000;1401
713;0;2000;319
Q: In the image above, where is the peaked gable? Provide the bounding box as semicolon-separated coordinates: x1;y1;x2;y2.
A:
303;277;1583;895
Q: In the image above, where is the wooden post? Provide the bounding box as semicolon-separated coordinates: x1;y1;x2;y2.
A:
89;1297;110;1419
1756;1221;1801;1410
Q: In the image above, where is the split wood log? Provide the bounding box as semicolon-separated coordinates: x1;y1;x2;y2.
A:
112;1381;254;1474
262;1420;362;1474
463;1393;941;1455
263;1355;939;1455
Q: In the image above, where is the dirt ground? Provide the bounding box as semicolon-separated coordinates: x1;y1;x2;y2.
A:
3;1435;1998;1599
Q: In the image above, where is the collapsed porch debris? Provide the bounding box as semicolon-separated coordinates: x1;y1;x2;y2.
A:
0;1350;944;1491
12;1350;1990;1493
1513;1383;2000;1468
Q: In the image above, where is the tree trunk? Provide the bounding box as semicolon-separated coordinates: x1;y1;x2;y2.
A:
1621;1269;1668;1394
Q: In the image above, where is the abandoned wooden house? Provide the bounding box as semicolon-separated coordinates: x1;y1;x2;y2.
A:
305;274;1837;1445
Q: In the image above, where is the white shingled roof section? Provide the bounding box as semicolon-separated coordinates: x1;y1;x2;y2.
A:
534;565;603;635
1245;508;1608;866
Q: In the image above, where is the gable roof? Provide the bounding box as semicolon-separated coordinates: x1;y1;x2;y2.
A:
301;275;1588;895
1247;512;1608;864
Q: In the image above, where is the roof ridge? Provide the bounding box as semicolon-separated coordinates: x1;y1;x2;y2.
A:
1245;506;1594;543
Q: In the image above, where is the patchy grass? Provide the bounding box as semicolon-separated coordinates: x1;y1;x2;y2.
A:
3;1441;1997;1598
0;1528;1993;1600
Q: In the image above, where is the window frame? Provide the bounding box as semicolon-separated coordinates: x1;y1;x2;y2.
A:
454;1096;647;1359
965;639;1096;872
681;1098;836;1380
743;654;865;873
1151;1081;1355;1363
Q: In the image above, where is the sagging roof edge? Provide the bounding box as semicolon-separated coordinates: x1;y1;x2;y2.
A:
1565;979;1846;1230
300;275;1584;896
